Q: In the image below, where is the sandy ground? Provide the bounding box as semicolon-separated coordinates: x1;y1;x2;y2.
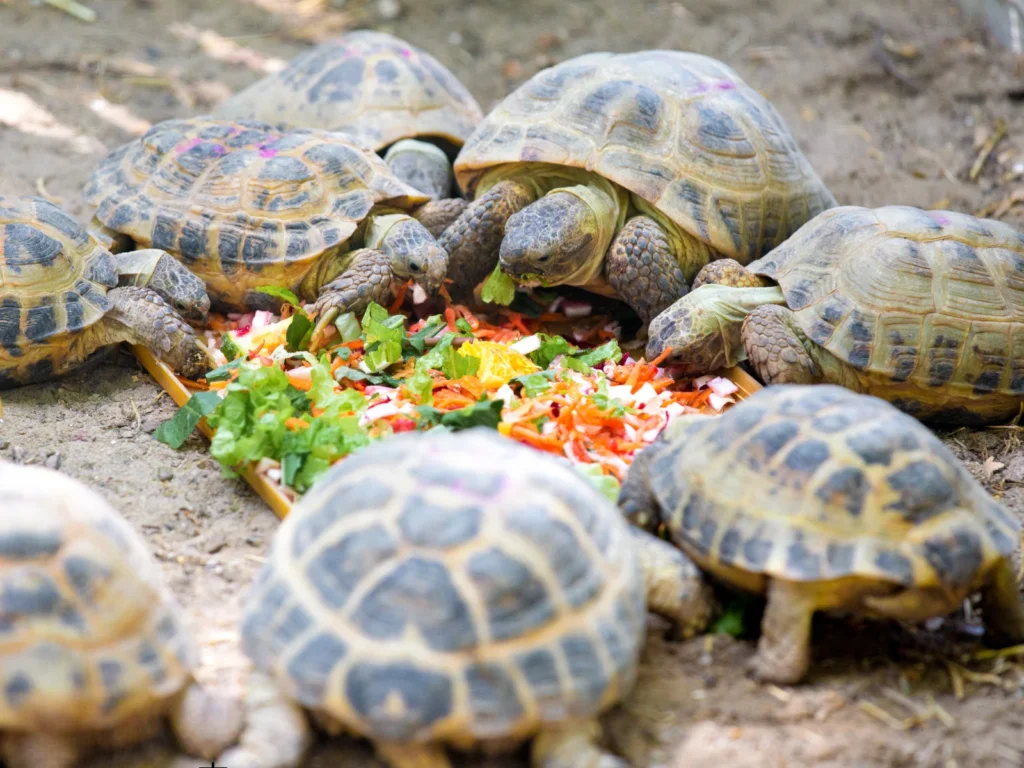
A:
2;0;1024;765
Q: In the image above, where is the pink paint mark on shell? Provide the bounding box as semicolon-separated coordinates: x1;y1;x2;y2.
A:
930;212;951;226
175;137;203;154
690;82;710;94
259;146;279;159
716;81;737;91
210;144;227;156
399;47;413;59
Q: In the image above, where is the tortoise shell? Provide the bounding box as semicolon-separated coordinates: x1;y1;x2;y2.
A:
0;196;118;386
213;31;483;154
748;205;1024;421
0;461;196;731
240;428;645;747
84;118;428;308
454;50;836;265
645;385;1019;589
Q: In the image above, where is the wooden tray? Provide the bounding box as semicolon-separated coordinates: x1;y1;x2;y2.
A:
133;345;763;521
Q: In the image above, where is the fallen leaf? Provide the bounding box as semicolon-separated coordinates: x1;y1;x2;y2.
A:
984;456;1005;478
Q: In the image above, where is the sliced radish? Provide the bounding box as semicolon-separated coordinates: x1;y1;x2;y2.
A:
664;402;687;419
562;300;592;318
412;283;428;304
708;393;734;411
548;296;564;313
708;377;739;397
494;385;515;406
632;383;658;407
694;375;715;389
360;402;400;426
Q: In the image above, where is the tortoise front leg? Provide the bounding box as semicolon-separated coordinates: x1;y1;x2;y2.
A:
437;180;536;300
375;743;453;768
692;258;771;289
113;249;211;320
741;304;823;386
749;578;817;684
167;681;245;759
217;671;314;768
90;286;213;379
981;558;1024;645
2;732;80;768
311;248;396;320
414;198;469;240
631;529;717;640
533;721;627;768
604;215;691;325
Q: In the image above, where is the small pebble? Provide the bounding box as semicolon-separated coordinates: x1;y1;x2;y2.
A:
0;440;8;450
10;446;26;464
377;0;401;20
245;536;263;547
158;468;174;482
141;417;163;434
44;452;61;470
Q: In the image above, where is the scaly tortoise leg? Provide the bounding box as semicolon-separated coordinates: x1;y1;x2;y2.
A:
217;671;314;768
311;248;396;324
413;198;469;240
167;681;245;759
2;732;80;768
437;180;536;300
630;528;717;640
90;286;212;379
604;215;690;325
980;558;1024;645
692;258;770;289
532;721;627;768
113;249;211;320
749;578;817;684
741;304;822;386
375;743;453;768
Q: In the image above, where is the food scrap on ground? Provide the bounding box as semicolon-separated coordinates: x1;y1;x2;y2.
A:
155;287;741;501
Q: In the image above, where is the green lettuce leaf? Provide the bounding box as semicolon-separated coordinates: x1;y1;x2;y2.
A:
528;333;575;369
481;263;516;305
255;286;301;307
285;309;314;352
153;391;223;449
360;302;405;372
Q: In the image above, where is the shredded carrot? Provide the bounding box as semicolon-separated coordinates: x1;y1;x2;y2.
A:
390;280;412;314
438;283;453;307
648;346;674;368
179;377;210;391
510;424;564;453
625;360;643;393
285;417;310;431
444;307;458;332
286;370;313;391
208;380;230;391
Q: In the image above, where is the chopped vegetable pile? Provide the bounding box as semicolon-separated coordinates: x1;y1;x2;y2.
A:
155;287;741;501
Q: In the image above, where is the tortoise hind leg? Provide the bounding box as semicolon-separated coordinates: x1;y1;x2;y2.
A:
437;180;536;301
217;672;314;768
692;258;770;289
167;681;244;759
375;743;452;768
2;732;80;768
605;215;693;325
981;558;1024;645
741;304;823;386
750;578;818;684
532;722;627;768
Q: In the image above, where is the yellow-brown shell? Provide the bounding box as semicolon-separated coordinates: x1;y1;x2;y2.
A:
750;206;1024;423
84;118;428;308
239;429;645;748
454;50;836;264
647;385;1018;589
213;31;483;153
0;196;118;386
0;461;196;731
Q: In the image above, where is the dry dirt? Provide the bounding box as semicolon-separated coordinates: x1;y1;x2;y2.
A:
2;0;1024;766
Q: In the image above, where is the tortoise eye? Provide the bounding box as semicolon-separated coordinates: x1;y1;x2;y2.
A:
409;261;422;272
537;255;551;264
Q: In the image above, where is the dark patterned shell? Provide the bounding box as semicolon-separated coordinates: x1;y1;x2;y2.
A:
240;428;645;746
213;31;483;152
750;205;1024;422
84;118;428;309
454;51;836;264
650;385;1019;588
0;196;118;386
0;461;196;730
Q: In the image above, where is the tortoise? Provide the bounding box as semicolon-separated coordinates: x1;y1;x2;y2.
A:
619;384;1024;684
438;50;836;322
84;117;454;318
0;460;243;766
213;30;483;223
646;205;1024;425
0;196;212;388
218;427;714;768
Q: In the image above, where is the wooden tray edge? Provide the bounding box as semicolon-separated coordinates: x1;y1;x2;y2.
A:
133;348;764;521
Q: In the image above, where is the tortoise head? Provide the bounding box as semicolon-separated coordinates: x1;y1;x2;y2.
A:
375;214;449;295
499;187;604;287
646;284;784;375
